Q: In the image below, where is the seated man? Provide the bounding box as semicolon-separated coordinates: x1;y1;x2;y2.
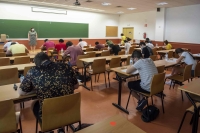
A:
145;39;154;49
3;40;12;52
6;42;29;55
19;52;79;133
63;41;84;66
41;39;55;51
126;50;158;111
105;39;113;47
140;42;152;58
94;41;105;50
78;39;87;48
55;39;67;52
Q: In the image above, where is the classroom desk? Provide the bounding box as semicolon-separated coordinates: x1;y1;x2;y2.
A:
0;63;35;71
134;48;141;51
84;51;103;56
110;59;178;114
193;54;200;61
76;115;146;133
0;83;37;103
178;79;200;133
82;47;94;51
79;55;131;90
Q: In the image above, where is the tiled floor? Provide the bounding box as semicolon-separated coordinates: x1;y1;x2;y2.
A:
16;72;198;133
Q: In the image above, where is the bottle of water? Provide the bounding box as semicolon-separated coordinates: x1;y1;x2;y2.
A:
61;48;63;54
130;58;133;65
20;75;24;83
165;53;168;60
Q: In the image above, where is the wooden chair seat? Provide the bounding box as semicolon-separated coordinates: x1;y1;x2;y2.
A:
168;75;184;82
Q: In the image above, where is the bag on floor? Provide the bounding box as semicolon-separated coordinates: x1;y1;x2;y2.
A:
141;105;159;122
76;71;91;82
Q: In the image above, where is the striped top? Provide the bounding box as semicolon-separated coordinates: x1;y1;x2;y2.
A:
133;58;158;91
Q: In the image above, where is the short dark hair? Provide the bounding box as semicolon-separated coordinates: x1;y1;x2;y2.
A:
106;39;109;42
132;50;143;59
127;37;131;41
121;33;124;36
95;41;99;45
44;39;48;42
34;52;50;66
79;39;82;42
59;39;64;43
139;42;146;46
175;48;184;54
124;40;128;43
164;40;168;45
11;42;16;45
66;41;73;47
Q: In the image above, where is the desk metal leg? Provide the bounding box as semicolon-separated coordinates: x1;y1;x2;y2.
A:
81;62;91;91
112;72;129;114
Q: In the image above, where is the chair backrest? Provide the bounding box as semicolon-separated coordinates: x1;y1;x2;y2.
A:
47;48;54;56
0;58;10;66
14;56;30;65
110;57;121;68
126;56;131;65
24;66;32;76
118;51;125;55
195;62;200;77
0;49;4;52
168;51;173;58
85;48;93;52
0;67;19;85
183;64;193;81
92;58;106;74
83;46;89;48
41;93;81;132
76;54;89;69
156;65;165;73
0;52;6;57
86;52;96;58
150;73;165;95
101;51;110;56
173;52;179;58
12;53;27;56
0;100;18;133
129;46;135;54
149;55;157;61
152;48;157;55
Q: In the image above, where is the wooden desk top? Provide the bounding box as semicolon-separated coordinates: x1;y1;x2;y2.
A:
79;54;131;63
82;47;94;51
76;115;146;133
0;63;35;71
84;51;103;55
0;55;35;61
134;48;141;51
178;79;200;96
193;54;200;57
157;49;175;54
0;83;36;102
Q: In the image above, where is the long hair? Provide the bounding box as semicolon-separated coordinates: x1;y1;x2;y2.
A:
175;48;195;60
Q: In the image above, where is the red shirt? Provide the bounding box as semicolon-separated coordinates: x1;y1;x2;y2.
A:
55;43;67;51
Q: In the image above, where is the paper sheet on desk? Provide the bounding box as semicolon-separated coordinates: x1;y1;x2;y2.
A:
121;69;139;75
165;58;177;63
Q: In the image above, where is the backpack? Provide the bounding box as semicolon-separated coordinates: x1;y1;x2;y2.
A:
75;71;91;83
141;105;159;122
146;46;153;55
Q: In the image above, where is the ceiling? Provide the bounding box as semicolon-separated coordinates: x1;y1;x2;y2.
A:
1;0;200;14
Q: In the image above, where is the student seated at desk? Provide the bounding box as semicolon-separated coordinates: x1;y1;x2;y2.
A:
145;39;154;49
140;42;152;58
3;40;12;52
40;39;55;51
109;43;121;55
124;40;131;55
165;48;197;84
19;52;79;133
55;39;67;52
78;39;87;48
6;42;29;55
105;39;113;47
94;41;105;50
126;50;158;111
163;40;172;50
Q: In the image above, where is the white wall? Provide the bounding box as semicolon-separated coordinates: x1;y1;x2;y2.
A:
0;3;119;39
119;11;156;40
165;4;200;44
155;8;165;41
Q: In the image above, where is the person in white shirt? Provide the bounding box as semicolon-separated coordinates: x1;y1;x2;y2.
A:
124;40;131;55
77;39;87;48
145;40;154;49
3;40;12;51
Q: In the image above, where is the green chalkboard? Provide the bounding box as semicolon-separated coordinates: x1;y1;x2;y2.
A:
0;19;88;38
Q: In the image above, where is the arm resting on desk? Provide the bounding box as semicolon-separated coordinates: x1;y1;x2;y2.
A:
18;88;36;96
176;56;184;64
126;65;137;74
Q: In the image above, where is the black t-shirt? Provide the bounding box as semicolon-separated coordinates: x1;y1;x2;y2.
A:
142;47;150;58
112;45;121;55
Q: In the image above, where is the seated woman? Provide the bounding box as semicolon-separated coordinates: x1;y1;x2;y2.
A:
165;48;197;84
164;40;172;50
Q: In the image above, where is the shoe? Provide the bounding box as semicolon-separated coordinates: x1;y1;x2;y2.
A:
165;80;172;85
136;98;147;111
57;128;65;133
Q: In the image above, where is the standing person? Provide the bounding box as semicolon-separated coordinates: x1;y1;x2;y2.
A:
28;27;37;53
163;40;172;50
140;42;152;58
40;39;55;51
55;39;67;52
124;40;131;55
94;41;105;50
121;33;126;45
77;39;87;48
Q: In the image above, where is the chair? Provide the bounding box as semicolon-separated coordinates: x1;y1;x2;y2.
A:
126;73;166;113
0;68;19;86
24;66;33;76
156;65;165;73
0;52;6;57
13;53;27;56
106;57;121;87
152;48;157;55
194;62;200;78
14;56;30;65
101;51;110;56
83;46;89;48
0;100;22;133
129;46;135;54
36;93;81;133
178;102;200;133
74;54;89;74
168;51;173;58
0;58;10;66
167;65;193;101
85;48;93;52
126;56;131;65
157;47;163;50
149;55;157;61
86;52;96;58
0;49;4;52
173;52;179;58
118;51;125;55
87;58;107;91
47;48;55;57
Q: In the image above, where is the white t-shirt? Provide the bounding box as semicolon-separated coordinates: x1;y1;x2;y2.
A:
146;43;154;49
78;41;87;48
133;58;158;91
124;42;131;54
3;42;12;49
181;52;197;70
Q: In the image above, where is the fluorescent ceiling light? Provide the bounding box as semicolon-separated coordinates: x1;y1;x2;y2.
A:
117;11;124;14
157;2;168;5
127;8;136;10
102;2;111;6
32;7;67;14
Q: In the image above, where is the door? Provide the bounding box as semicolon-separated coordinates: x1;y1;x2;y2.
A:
122;27;134;40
